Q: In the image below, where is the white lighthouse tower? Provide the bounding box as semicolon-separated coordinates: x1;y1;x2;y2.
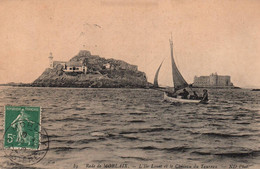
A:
49;52;54;69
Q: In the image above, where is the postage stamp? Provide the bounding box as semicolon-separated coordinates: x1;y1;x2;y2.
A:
3;106;49;165
4;106;41;150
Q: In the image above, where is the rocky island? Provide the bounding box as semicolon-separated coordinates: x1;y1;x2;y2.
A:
32;50;149;88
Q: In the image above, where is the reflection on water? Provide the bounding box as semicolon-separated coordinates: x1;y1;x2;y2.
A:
0;87;259;169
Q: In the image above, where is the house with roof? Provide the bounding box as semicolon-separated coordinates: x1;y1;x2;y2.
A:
64;61;87;74
48;52;87;74
103;63;111;69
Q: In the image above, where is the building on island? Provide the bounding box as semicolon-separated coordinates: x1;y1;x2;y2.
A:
103;63;111;69
193;73;233;87
48;50;139;74
48;52;87;74
64;61;87;74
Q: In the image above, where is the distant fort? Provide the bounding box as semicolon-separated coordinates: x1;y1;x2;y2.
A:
193;73;234;88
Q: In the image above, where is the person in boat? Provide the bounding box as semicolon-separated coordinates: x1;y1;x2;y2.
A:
179;88;189;99
201;89;208;102
190;91;199;99
193;91;199;99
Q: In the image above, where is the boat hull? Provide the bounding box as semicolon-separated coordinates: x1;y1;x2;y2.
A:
163;92;202;103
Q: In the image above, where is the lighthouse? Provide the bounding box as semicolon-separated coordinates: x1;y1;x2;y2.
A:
49;52;53;69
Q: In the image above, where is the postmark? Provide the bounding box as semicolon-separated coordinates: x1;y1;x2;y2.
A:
3;106;49;165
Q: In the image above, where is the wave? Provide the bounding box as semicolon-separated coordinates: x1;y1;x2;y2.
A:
121;136;139;140
214;151;260;157
90;132;108;137
191;151;212;155
129;120;145;123
129;112;149;115
119;131;138;134
135;146;191;152
74;107;86;111
75;138;106;144
201;132;252;138
52;146;76;153
46;117;90;122
120;156;151;161
91;113;112;116
47;137;106;146
79;146;92;150
48;134;64;138
119;128;172;135
238;108;259;113
139;128;172;133
48;133;80;138
163;146;191;152
163;138;176;141
49;139;76;144
136;146;158;150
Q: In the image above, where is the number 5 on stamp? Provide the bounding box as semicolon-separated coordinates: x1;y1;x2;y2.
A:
4;106;41;150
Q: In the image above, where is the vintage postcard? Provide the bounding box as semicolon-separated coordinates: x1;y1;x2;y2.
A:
0;0;259;169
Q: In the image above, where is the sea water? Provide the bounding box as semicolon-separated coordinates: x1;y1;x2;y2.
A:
0;87;259;169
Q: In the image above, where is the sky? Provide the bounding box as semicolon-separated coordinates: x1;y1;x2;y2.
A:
0;0;259;88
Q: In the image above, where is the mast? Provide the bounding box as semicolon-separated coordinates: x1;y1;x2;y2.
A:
169;35;175;87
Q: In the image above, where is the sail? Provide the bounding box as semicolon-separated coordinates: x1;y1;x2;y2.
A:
169;39;188;90
153;60;164;88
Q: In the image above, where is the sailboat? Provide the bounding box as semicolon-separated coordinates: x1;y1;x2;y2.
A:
154;37;206;103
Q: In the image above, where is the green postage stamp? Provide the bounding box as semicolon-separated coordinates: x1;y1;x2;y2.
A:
4;106;41;150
